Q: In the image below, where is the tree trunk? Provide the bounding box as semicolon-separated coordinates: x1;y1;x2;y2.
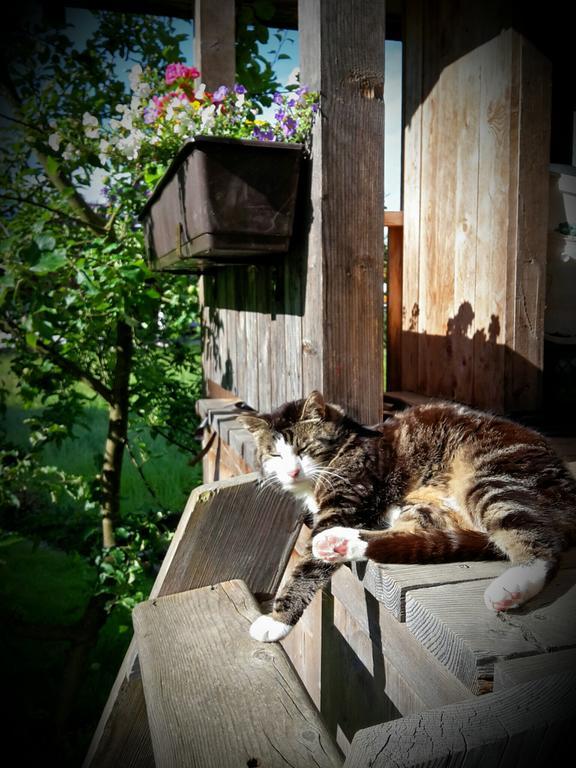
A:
100;320;133;549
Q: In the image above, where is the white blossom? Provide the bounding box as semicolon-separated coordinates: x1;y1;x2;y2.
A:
48;132;61;151
82;112;99;128
62;143;77;161
128;64;143;92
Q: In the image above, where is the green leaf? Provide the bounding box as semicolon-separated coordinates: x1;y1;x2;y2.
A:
30;250;68;274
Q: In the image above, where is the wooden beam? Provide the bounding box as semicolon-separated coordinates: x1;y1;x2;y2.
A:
345;671;576;768
134;581;343;767
299;0;385;425
194;0;235;91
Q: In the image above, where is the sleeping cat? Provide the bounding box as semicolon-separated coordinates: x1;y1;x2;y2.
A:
241;391;576;642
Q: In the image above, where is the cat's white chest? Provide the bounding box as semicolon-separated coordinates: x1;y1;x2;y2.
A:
303;495;320;522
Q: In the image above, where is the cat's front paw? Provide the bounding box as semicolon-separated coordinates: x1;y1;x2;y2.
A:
249;615;293;642
484;561;548;611
312;527;368;563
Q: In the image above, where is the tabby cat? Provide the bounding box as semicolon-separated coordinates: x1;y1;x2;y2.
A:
241;391;576;642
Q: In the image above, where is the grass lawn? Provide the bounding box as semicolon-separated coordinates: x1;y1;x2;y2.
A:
0;352;203;765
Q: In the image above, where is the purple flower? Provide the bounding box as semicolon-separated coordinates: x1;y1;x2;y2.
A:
287;97;297;107
234;84;247;94
252;126;275;141
282;117;297;138
272;92;284;105
143;105;159;124
296;86;309;96
212;85;229;103
312;103;319;113
274;110;285;121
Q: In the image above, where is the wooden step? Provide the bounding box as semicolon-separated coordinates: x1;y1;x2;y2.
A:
83;474;303;768
133;580;343;768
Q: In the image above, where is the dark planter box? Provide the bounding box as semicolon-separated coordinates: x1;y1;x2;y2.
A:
139;136;303;271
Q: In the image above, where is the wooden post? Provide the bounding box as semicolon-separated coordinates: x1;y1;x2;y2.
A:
193;0;236;89
299;0;385;425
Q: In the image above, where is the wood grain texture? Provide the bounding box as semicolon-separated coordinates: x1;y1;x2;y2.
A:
406;569;576;694
356;548;576;622
331;566;474;711
151;473;301;601
299;0;385;425
345;671;576;768
82;639;154;768
134;581;343;768
401;2;551;412
494;647;576;690
193;0;235;91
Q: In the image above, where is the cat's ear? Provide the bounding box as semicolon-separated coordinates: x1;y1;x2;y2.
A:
238;414;271;434
301;390;327;421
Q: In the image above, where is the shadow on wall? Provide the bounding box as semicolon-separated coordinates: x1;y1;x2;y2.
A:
400;300;574;428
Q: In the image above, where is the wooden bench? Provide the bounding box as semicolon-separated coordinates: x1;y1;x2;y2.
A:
85;400;576;766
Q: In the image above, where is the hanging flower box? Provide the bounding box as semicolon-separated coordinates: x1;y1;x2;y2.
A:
139;136;304;271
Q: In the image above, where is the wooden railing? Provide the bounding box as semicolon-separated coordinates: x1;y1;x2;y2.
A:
384;210;403;392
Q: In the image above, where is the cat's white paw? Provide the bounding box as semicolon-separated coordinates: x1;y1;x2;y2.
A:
249;615;292;642
484;560;548;611
312;527;368;563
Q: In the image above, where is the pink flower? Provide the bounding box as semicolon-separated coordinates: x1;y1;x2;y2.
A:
165;63;200;84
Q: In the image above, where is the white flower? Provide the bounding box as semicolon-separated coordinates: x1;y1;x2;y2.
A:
84;127;99;139
195;83;206;99
48;132;61;151
120;112;133;130
200;104;216;131
128;64;143;92
62;143;77;161
236;93;245;106
82;112;99;128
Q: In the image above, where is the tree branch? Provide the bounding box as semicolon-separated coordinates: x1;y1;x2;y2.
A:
35;338;114;404
0;192;99;230
1;315;114;404
0;72;110;236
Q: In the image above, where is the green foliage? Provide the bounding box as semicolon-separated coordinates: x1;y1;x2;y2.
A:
0;10;203;610
236;0;296;105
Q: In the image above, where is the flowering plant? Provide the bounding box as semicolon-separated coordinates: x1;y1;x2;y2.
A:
56;63;319;189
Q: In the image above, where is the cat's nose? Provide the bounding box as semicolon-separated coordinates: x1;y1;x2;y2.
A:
288;467;301;478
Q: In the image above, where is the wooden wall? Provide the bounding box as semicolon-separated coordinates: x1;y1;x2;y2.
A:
400;0;551;413
202;0;386;426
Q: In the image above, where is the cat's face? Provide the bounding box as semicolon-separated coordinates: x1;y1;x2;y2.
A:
240;391;345;498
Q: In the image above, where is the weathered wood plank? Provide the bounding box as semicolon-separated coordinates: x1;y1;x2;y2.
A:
405;569;576;694
494;647;576;690
85;473;301;767
401;0;423;393
345;671;576;768
134;581;343;768
299;0;385;425
386;222;403;391
193;0;235;91
401;4;550;413
357;548;576;622
505;37;551;410
153;473;301;601
331;566;474;711
82;639;154;768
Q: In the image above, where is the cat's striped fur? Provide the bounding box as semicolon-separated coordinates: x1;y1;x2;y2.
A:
242;391;576;643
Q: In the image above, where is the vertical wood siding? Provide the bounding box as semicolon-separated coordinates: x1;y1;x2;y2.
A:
401;0;551;412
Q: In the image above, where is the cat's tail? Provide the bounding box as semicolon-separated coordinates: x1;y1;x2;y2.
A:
362;527;501;564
